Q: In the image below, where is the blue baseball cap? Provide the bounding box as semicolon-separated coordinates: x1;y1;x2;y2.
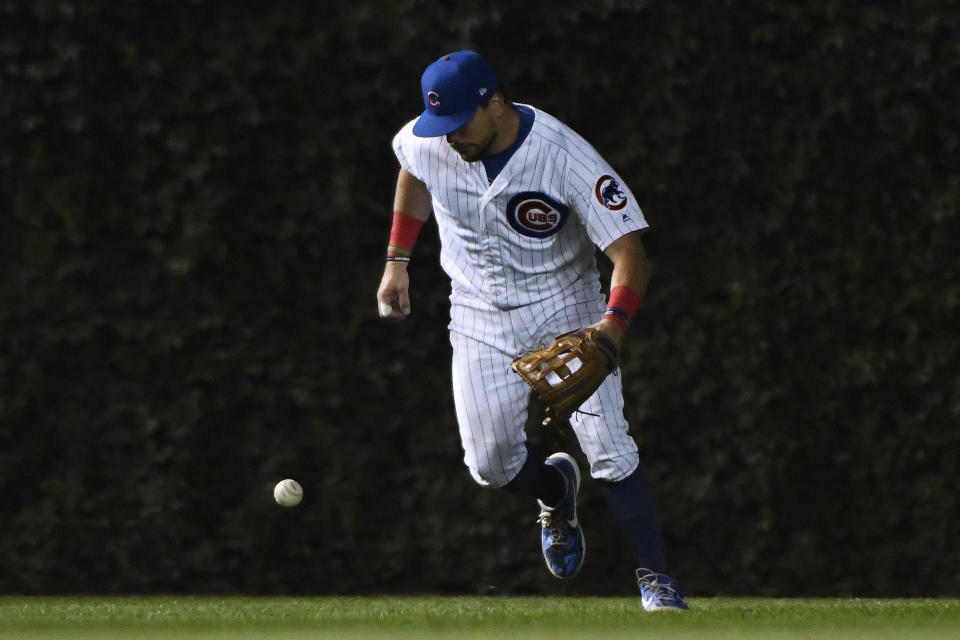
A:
412;51;499;138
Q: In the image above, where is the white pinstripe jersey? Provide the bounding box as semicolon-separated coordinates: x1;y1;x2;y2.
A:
392;104;648;311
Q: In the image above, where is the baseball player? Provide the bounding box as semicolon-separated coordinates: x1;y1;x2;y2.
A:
376;50;688;610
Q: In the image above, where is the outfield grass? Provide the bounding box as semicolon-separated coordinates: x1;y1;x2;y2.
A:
1;596;958;639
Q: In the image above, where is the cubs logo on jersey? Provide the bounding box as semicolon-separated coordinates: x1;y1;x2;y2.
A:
595;175;628;211
505;192;569;238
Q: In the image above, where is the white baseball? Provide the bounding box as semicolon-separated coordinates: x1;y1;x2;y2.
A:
273;479;303;507
378;301;393;317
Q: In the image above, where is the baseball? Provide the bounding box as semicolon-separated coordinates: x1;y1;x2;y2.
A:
378;300;393;317
273;479;303;507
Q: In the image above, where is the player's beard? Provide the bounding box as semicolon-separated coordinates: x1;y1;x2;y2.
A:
451;128;498;162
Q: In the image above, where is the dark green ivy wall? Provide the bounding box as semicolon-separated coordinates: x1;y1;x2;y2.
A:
2;1;958;595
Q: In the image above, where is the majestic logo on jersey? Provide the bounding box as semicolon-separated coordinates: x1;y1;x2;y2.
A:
427;91;440;109
505;192;569;238
595;175;628;210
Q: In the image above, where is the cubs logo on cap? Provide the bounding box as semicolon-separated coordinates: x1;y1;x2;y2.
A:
506;192;569;238
413;51;499;138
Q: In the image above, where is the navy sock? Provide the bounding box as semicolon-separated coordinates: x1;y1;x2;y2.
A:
600;464;667;573
503;441;565;507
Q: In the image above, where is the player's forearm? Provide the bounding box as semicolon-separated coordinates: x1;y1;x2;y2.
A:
601;231;651;336
394;168;433;221
386;169;433;265
606;231;651;301
609;259;649;304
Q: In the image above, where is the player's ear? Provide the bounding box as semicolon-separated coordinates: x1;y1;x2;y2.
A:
487;91;508;113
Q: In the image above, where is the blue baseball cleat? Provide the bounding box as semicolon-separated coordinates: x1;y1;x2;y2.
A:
537;452;585;579
636;569;689;611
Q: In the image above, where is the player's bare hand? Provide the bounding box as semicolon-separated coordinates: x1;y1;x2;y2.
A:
376;261;411;321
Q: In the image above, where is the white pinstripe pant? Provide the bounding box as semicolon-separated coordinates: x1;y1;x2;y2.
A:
449;285;640;488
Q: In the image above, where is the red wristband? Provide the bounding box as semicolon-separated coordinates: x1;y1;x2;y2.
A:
387;211;425;260
604;285;642;332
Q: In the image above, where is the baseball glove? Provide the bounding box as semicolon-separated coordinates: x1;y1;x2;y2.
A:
511;327;619;426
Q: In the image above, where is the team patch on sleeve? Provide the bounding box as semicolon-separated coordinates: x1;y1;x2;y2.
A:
594;175;628;211
505;192;570;238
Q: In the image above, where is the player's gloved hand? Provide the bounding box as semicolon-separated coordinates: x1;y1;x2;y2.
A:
376;261;411;321
511;326;620;426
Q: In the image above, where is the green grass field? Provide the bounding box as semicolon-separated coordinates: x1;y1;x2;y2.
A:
1;596;958;639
